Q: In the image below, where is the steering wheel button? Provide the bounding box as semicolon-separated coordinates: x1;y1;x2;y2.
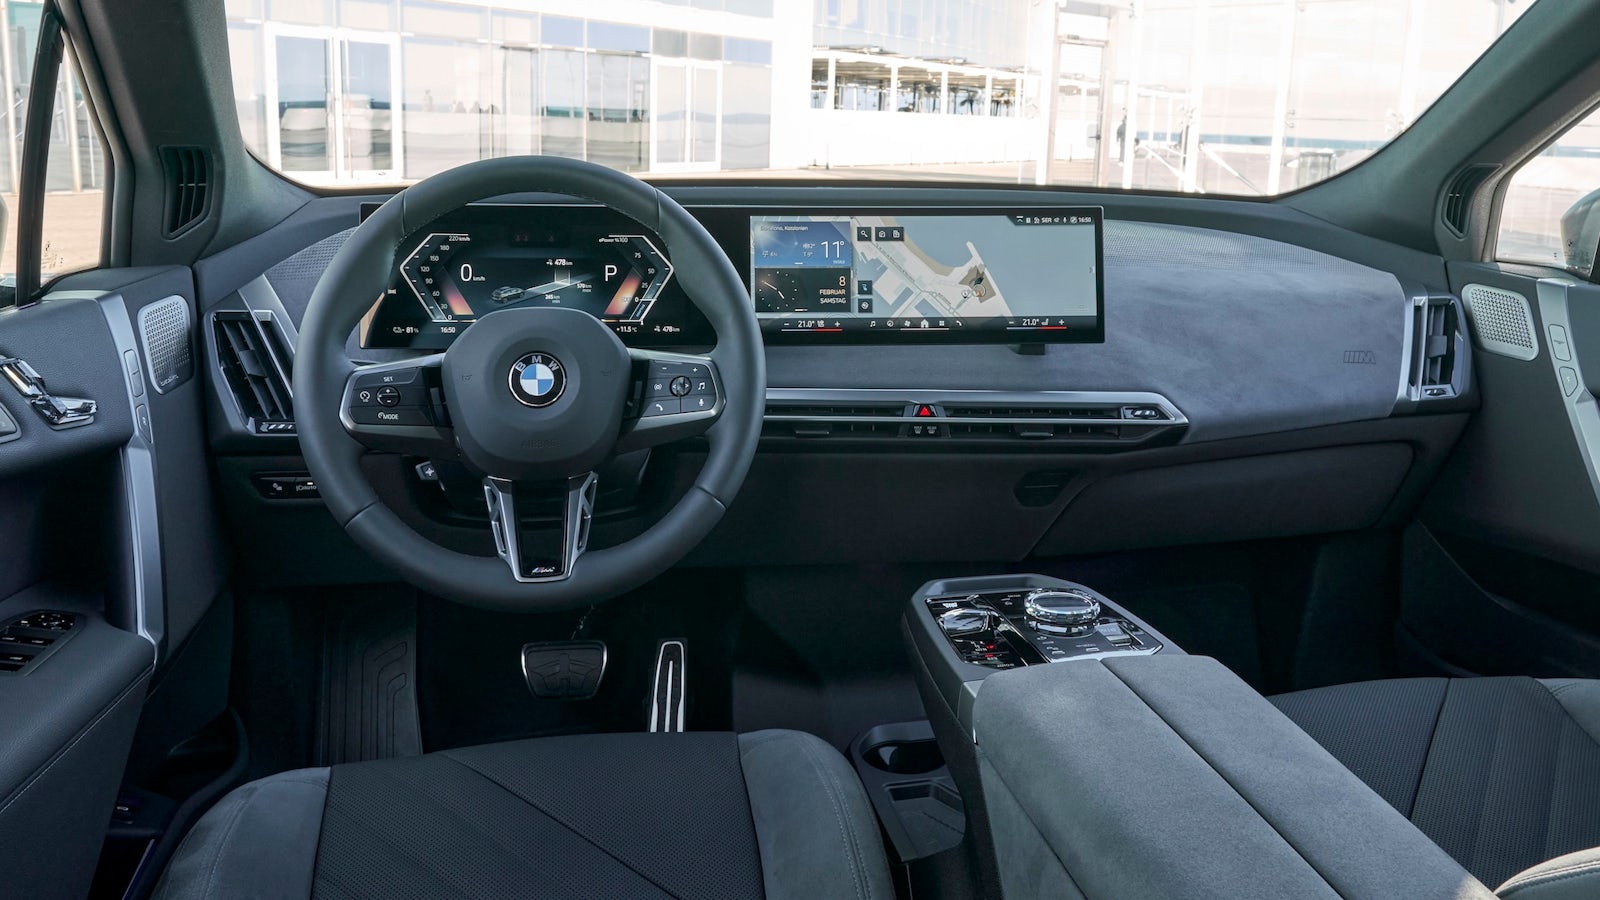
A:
355;367;421;388
642;398;681;417
685;395;714;413
689;377;714;396
350;406;431;427
376;386;402;407
645;378;674;398
669;376;692;397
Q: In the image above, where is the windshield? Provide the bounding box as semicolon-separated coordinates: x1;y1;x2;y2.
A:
224;0;1535;195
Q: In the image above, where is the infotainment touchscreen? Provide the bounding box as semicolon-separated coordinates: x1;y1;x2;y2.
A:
748;208;1103;344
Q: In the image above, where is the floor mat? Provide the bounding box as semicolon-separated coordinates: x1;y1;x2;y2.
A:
316;593;423;765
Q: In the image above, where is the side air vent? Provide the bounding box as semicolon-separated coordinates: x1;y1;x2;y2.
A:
214;311;295;434
1409;295;1469;401
1441;164;1496;237
162;146;213;237
1461;283;1538;361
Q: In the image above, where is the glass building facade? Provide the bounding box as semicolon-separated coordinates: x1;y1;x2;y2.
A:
224;0;778;183
813;0;1028;69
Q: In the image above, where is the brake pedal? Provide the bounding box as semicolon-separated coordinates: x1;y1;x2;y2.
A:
521;640;607;701
649;639;687;733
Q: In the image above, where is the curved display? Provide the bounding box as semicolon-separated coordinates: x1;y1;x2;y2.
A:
360;205;714;349
749;207;1104;344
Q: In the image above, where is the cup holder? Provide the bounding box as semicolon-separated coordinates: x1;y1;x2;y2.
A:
863;738;945;775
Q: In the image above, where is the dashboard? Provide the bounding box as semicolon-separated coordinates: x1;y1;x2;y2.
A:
359;204;1105;350
207;185;1464;583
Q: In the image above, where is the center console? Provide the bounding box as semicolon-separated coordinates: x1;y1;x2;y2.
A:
901;575;1494;900
905;574;1181;739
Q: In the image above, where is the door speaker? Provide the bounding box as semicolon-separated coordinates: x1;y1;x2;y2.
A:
1461;283;1538;361
137;295;194;394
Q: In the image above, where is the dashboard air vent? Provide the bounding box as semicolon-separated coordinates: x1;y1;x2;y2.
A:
1410;295;1466;401
762;404;901;437
162;146;213;237
1442;164;1496;237
214;311;295;433
762;394;1184;448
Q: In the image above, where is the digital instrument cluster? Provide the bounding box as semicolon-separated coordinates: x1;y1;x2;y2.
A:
360;205;714;350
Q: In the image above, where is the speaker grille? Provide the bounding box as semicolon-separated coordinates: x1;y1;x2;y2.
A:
137;295;194;394
1462;283;1538;361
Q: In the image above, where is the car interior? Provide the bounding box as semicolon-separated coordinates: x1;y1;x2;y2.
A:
5;0;1600;898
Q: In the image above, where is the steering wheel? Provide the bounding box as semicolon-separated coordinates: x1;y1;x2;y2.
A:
294;157;764;612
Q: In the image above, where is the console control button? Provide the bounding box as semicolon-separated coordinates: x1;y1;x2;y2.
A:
1095;621;1135;646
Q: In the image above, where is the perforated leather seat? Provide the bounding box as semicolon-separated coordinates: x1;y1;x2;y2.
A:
1272;677;1600;896
153;729;893;900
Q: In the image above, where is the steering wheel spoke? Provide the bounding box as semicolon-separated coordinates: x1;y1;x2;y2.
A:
339;354;454;454
484;472;598;582
617;348;724;452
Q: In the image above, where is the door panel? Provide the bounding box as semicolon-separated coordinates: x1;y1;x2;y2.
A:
0;267;229;896
1414;260;1600;674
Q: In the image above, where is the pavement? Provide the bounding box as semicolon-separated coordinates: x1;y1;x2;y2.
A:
0;190;105;278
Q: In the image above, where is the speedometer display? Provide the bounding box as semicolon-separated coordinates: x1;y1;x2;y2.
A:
360;206;711;349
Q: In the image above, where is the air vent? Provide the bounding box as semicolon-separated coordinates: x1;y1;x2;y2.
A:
1441;164;1496;237
162;146;212;237
1409;295;1466;401
762;394;1183;447
1461;284;1538;361
763;404;901;438
214;311;294;433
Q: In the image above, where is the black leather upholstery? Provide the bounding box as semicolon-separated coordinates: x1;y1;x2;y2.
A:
1272;677;1600;891
154;729;893;900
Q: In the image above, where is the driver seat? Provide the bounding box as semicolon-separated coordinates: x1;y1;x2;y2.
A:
152;730;893;900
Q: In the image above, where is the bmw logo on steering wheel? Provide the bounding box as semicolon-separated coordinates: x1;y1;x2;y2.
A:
508;352;567;408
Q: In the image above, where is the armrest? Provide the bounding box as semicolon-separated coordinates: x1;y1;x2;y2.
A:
973;655;1496;900
1498;849;1600;900
0;586;154;900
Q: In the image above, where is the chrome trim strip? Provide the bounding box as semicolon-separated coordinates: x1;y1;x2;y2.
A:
95;293;166;660
764;387;1186;427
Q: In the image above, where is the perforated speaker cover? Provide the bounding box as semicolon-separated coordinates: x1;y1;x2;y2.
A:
137;295;193;394
1462;283;1538;361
